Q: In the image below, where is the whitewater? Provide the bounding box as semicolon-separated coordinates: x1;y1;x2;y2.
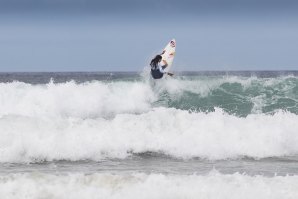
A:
0;71;297;198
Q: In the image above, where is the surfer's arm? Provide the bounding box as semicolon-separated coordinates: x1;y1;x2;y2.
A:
158;65;166;73
162;60;174;76
158;61;168;73
158;60;173;76
162;60;168;66
158;65;173;76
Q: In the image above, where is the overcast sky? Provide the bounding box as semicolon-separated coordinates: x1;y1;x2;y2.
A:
0;0;298;71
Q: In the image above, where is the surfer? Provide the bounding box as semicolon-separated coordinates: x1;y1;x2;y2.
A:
150;54;174;79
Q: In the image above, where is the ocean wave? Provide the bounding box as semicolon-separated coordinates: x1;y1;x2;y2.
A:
0;75;297;118
0;171;297;199
0;80;156;118
156;75;298;116
0;108;297;162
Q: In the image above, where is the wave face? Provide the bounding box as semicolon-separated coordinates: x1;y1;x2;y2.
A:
154;75;298;116
0;172;298;199
0;73;298;162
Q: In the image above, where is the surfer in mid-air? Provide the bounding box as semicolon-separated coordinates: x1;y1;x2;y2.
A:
150;53;174;79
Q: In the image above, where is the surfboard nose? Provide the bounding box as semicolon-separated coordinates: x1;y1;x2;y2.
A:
170;39;176;48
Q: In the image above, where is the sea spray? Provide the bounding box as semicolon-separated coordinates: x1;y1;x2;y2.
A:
0;171;298;199
0;108;297;162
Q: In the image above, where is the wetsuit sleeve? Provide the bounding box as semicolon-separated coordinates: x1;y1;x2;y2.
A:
158;62;167;73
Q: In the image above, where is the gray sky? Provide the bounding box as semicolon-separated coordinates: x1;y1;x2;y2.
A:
0;0;298;71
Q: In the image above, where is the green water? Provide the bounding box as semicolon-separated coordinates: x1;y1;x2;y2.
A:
157;76;298;117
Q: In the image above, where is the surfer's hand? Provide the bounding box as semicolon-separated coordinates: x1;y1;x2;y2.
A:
167;72;174;77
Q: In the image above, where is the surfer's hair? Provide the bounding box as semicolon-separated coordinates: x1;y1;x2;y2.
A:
150;55;162;69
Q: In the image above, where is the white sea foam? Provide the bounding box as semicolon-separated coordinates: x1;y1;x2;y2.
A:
0;171;297;199
0;79;297;162
0;81;156;118
0;107;297;162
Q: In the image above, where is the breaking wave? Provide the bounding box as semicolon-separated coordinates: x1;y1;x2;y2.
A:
0;76;297;162
0;108;297;162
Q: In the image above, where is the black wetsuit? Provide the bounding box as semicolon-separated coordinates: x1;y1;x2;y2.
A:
151;65;166;79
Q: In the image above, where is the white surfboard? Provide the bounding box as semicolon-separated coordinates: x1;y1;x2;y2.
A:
161;39;176;73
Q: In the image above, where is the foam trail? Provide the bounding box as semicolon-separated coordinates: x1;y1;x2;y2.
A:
0;108;297;162
0;172;297;199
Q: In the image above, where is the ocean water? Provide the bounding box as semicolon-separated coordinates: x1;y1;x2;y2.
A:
0;71;298;198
